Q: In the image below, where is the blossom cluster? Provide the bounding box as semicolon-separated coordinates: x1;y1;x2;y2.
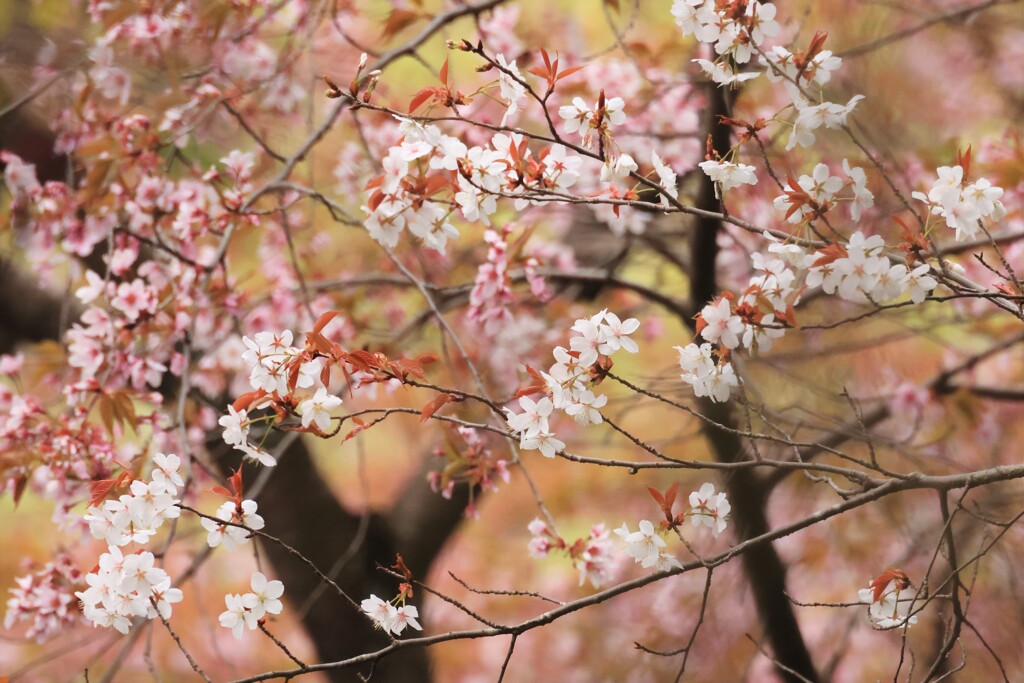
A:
528;518;617;588
363;117;584;252
687;483;731;537
77;454;185;634
0;389;119;520
427;426;510;518
83;454;183;548
773;162;875;224
675;239;797;402
219;572;285;639
676;221;942;402
913;165;1006;241
673;0;780;85
674;342;739;403
219;329;344;466
532;484;730;585
759;36;862;150
466;225;551;335
4;553;84;642
805;232;938;305
76;547;183;634
616;484;731;572
505;310;639;456
360;595;422;636
671;0;861;154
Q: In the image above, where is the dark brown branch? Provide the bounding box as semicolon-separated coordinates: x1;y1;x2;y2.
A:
686;81;821;683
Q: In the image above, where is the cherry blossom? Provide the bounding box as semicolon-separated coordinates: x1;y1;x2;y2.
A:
688;483;731;537
698;160;758;197
504;396;553;439
527;518;554;558
219;593;258;639
558;93;626;147
519;430;565;458
299;387;343;433
651;151;679;206
600;153;638;183
615;520;681;570
676;342;736;403
247;572;284;619
360;595;422;636
842;159;875;221
574;524;615;588
692;59;759;86
495;53;527;124
788;96;865;151
201;499;265;552
564;390;608;426
698;298;745;350
774;163;843;223
913;165;1005;241
391;605;422;635
151;453;184;493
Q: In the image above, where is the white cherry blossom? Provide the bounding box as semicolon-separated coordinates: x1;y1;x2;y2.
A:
299;387;342;433
688;483;731;537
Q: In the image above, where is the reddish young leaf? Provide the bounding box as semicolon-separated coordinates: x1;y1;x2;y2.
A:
346;349;379;373
694;311;708;337
232;390;264;412
87;479;118;508
776;303;799;327
556;64;586;81
423;174;451;196
210;486;232;497
512;383;546;400
420;393;457;422
646;486;665;508
957;144;972;179
663;482;679;511
523;364;544;382
227;467;244;503
313;310;340;336
869;568;910;603
409;87;438;114
439;58;449;86
367;188;385;212
810;242;848;269
415;352;439;367
343;417;377;442
97;395;116;436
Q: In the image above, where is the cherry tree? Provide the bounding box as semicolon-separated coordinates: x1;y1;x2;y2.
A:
1;0;1022;681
